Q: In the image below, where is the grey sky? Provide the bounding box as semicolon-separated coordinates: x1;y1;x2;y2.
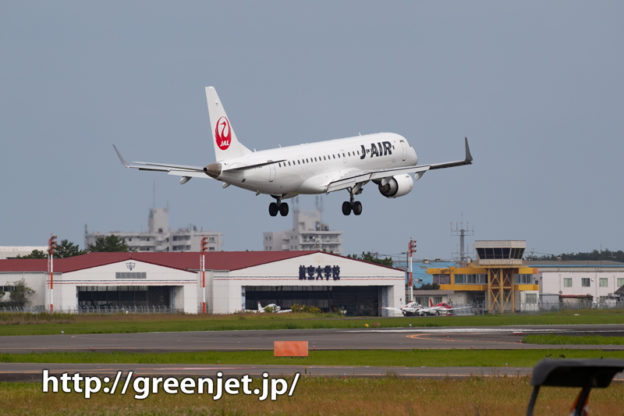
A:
1;1;622;259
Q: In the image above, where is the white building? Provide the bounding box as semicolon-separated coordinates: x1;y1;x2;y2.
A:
263;208;342;254
0;251;404;316
529;261;624;308
85;208;223;253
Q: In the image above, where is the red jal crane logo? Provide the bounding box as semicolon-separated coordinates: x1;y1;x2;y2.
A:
215;116;232;150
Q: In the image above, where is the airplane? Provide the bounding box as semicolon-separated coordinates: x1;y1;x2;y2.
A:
382;301;423;316
256;301;291;313
417;298;472;316
113;86;473;216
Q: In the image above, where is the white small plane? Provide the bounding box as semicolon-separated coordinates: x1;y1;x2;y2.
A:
256;302;291;313
114;87;473;216
418;298;472;316
382;301;423;316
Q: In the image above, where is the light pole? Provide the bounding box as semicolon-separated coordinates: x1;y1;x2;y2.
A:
408;239;416;302
48;235;57;313
200;237;207;314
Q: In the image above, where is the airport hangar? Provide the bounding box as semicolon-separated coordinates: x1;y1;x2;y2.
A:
0;251;404;316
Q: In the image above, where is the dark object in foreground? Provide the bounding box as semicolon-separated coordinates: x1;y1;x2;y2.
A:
527;358;624;416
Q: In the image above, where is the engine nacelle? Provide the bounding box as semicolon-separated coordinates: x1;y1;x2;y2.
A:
378;174;414;198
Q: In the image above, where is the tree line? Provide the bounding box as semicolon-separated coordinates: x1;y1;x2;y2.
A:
527;249;624;263
16;235;130;259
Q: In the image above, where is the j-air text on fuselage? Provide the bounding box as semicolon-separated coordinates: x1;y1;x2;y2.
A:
113;87;473;217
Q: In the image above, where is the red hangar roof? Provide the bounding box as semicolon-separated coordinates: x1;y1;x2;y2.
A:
0;251;403;273
0;251;320;273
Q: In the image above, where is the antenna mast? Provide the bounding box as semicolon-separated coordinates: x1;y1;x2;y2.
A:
451;221;474;265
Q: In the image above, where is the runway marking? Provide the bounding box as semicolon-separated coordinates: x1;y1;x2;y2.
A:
404;333;457;343
405;333;433;340
347;328;568;334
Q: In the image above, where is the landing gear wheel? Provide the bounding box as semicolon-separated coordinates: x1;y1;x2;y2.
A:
342;201;352;215
279;202;289;216
352;201;362;216
269;202;278;217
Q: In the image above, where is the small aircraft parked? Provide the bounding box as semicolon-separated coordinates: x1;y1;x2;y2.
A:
256;302;292;313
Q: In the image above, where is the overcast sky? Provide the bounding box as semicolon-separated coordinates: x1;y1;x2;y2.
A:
1;1;622;259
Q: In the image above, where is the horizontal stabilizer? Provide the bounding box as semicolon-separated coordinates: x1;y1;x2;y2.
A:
113;145;207;178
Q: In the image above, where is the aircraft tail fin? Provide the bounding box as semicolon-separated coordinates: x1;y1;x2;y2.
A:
257;301;263;311
429;298;433;307
205;86;252;162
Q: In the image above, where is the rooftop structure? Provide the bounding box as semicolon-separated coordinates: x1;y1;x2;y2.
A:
474;240;526;266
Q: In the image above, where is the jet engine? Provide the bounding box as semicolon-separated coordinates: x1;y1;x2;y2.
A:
377;174;414;198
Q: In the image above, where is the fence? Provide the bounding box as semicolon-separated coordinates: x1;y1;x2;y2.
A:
0;305;182;314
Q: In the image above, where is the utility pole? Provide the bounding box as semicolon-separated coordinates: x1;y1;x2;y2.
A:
47;235;57;313
200;237;207;314
408;239;416;302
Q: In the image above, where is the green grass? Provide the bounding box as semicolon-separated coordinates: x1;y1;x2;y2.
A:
6;377;624;416
2;349;624;367
0;309;623;336
3;375;624;416
523;334;624;345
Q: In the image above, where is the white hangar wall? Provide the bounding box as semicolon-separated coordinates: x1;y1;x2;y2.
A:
209;252;404;315
55;260;198;313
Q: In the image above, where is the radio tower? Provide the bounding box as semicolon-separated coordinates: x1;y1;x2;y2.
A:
451;221;474;265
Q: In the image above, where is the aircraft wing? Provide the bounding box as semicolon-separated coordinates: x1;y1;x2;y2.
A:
326;138;472;193
326;165;430;193
447;305;472;311
381;306;403;312
113;145;207;178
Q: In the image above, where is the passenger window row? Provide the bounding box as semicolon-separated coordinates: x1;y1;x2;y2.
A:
277;143;395;168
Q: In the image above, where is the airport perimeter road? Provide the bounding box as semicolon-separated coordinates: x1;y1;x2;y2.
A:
1;325;624;352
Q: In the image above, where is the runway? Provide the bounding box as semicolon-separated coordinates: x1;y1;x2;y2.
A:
1;324;623;353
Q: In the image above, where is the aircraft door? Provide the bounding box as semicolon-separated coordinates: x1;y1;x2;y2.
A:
400;142;408;162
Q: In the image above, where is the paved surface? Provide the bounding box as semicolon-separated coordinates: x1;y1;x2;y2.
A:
1;324;623;352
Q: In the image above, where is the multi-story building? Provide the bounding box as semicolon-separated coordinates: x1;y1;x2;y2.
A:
85;208;223;253
528;260;624;309
263;208;342;254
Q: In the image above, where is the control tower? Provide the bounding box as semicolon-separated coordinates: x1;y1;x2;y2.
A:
475;240;533;313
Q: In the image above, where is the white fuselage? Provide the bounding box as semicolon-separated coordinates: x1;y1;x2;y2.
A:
218;132;418;196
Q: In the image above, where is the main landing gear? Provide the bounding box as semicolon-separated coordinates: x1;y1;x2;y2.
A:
342;189;362;216
269;197;289;217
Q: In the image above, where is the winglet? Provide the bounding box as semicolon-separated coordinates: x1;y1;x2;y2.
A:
427;137;474;171
464;137;473;163
113;145;129;168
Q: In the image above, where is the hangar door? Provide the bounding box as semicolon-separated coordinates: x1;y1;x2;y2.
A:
77;286;176;312
243;285;383;316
